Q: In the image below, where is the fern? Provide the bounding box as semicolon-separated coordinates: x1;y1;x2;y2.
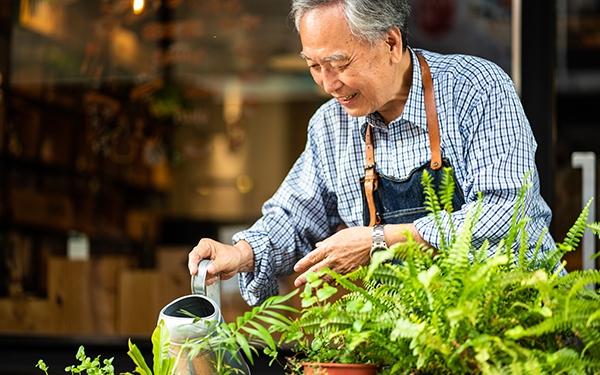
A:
422;170;449;254
504;174;532;266
589;222;600;236
563;198;593;250
538;199;593;275
280;169;600;375
440;167;458;242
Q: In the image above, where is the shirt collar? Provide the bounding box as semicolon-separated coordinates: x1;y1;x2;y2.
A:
359;47;428;138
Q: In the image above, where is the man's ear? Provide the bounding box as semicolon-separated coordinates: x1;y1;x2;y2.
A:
385;27;403;62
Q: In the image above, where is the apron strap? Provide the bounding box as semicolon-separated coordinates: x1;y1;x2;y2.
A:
416;52;442;170
362;51;442;226
364;124;379;226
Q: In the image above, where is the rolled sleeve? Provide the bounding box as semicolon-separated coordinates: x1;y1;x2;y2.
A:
232;227;278;306
230;117;340;305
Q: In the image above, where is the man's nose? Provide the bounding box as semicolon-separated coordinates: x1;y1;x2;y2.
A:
321;70;342;94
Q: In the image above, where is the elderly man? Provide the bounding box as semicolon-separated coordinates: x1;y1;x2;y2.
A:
189;0;555;305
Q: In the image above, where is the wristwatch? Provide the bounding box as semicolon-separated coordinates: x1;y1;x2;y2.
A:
370;224;388;257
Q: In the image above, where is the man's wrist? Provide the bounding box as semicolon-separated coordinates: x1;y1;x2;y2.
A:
234;240;255;273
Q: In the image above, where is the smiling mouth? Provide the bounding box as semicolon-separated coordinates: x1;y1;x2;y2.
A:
338;93;358;102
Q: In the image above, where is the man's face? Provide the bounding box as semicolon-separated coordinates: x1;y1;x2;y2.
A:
299;4;405;119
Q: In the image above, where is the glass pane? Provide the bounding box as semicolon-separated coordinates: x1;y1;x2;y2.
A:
555;0;600;271
408;0;512;75
0;0;321;340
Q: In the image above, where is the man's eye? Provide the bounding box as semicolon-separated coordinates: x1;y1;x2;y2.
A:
332;63;350;71
309;64;321;71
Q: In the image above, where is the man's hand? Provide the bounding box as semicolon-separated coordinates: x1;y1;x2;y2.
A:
188;239;254;285
293;226;372;287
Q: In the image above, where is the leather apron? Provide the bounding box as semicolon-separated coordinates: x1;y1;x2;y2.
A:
361;52;465;226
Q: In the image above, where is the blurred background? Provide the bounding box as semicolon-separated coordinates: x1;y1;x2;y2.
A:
0;0;598;373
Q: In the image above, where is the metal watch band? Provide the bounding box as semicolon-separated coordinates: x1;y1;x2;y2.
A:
370;224;387;256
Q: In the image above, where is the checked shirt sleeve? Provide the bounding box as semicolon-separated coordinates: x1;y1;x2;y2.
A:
232;120;340;305
414;78;555;262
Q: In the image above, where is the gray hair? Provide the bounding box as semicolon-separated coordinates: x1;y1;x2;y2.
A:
290;0;410;48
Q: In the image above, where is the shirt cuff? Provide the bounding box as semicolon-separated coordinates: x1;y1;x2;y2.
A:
232;230;279;306
413;211;452;250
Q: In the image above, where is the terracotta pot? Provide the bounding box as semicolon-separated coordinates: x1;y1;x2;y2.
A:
303;362;378;375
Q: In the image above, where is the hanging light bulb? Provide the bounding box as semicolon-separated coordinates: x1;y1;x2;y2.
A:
132;0;145;15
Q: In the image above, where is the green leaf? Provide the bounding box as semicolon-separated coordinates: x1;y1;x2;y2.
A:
353;320;364;332
127;339;153;375
316;283;337;301
302;296;317;308
417;265;439;288
247;320;276;350
390;319;424;341
234;332;253;362
151;320;175;375
35;360;49;375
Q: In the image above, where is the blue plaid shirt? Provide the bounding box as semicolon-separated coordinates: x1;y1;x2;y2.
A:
233;48;555;305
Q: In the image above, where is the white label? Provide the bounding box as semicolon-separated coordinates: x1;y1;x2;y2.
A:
67;232;90;261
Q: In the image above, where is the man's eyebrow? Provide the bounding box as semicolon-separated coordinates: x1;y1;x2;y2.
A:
299;52;350;63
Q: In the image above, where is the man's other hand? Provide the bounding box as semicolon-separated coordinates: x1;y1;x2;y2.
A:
293;226;372;287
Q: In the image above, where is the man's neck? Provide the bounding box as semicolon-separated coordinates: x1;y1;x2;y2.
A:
379;49;413;124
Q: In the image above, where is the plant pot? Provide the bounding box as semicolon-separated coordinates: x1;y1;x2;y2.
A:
303;362;378;375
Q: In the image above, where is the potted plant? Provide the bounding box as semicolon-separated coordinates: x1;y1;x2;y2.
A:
280;169;600;374
36;290;298;375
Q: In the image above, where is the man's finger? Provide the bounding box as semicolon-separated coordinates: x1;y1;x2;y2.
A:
205;274;220;286
293;248;326;273
294;258;328;287
188;239;213;275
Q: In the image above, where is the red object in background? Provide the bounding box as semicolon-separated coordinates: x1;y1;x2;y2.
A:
416;0;456;37
303;362;378;375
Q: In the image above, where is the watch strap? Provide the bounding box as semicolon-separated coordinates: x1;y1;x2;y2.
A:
370;224;387;257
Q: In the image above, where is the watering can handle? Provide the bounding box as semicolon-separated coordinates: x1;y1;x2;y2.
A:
191;259;211;296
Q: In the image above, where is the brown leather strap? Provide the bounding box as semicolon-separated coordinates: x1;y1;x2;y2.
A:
364;124;379;226
416;53;442;170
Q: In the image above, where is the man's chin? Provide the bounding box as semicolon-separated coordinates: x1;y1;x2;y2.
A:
340;107;369;118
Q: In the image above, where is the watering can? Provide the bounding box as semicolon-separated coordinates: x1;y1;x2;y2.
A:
158;260;251;375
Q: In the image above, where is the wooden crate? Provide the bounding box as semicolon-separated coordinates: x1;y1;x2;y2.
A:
118;270;163;336
47;256;132;335
0;296;58;334
47;257;94;335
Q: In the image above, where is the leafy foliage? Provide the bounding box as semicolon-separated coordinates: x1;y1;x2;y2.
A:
284;169;600;374
36;346;115;375
37;292;297;375
123;320;175;375
178;289;298;375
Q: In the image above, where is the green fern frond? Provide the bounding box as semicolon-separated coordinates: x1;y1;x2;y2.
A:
526;227;548;270
322;268;387;310
588;222;600;236
440;168;458;244
441;197;483;306
422;170;448;252
504;174;532;262
560;198;593;252
517;217;531;270
565;270;600;316
439;167;456;213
